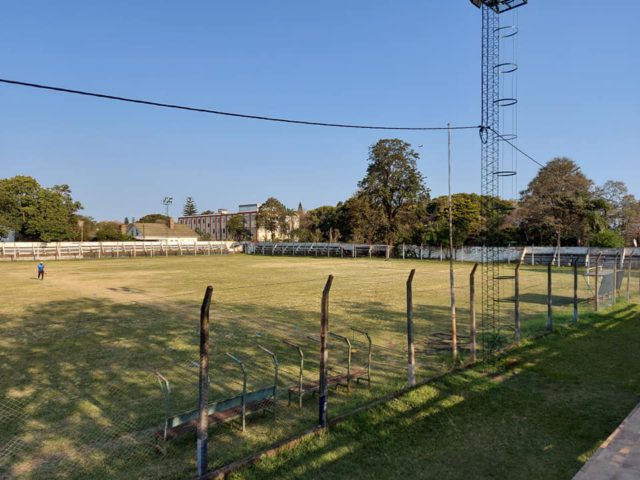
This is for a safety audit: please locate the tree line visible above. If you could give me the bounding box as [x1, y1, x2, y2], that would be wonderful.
[2, 139, 638, 247]
[255, 140, 640, 248]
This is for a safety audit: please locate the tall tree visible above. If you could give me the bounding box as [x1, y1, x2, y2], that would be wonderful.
[426, 194, 483, 247]
[257, 197, 288, 240]
[593, 180, 639, 238]
[227, 214, 250, 241]
[0, 176, 83, 241]
[183, 197, 197, 216]
[357, 139, 428, 245]
[337, 193, 387, 244]
[518, 158, 593, 247]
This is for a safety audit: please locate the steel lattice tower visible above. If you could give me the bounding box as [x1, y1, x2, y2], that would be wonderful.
[480, 3, 501, 351]
[473, 0, 528, 354]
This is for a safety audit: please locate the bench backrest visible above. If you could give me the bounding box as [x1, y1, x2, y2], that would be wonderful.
[166, 385, 276, 430]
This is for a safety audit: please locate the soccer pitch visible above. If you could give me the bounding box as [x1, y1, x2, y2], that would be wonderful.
[0, 255, 601, 479]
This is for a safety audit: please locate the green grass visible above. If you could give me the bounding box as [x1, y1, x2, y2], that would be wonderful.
[235, 303, 640, 480]
[0, 254, 635, 478]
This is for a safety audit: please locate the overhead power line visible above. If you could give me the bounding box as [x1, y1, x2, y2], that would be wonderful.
[0, 78, 479, 132]
[0, 77, 543, 166]
[488, 127, 545, 168]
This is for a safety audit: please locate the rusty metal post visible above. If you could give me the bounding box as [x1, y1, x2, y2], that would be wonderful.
[406, 269, 416, 386]
[613, 254, 619, 304]
[595, 254, 602, 312]
[546, 263, 553, 332]
[627, 253, 633, 302]
[197, 285, 213, 478]
[573, 257, 579, 323]
[514, 263, 521, 343]
[319, 275, 334, 428]
[470, 263, 479, 362]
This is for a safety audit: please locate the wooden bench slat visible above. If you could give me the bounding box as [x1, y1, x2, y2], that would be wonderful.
[158, 398, 275, 440]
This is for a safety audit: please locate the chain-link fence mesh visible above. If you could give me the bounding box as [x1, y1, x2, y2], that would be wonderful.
[1, 252, 638, 478]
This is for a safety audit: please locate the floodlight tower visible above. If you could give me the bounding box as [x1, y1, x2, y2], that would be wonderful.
[470, 0, 528, 353]
[162, 196, 173, 218]
[162, 196, 173, 240]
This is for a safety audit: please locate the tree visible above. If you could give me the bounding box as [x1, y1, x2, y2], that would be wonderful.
[518, 158, 593, 247]
[0, 176, 83, 241]
[183, 197, 197, 216]
[227, 214, 251, 241]
[138, 213, 170, 224]
[195, 229, 213, 241]
[124, 216, 130, 225]
[357, 139, 429, 245]
[200, 210, 215, 215]
[426, 194, 483, 247]
[301, 206, 340, 242]
[590, 230, 625, 248]
[593, 181, 640, 243]
[337, 193, 387, 244]
[75, 215, 96, 241]
[94, 221, 125, 241]
[257, 197, 288, 240]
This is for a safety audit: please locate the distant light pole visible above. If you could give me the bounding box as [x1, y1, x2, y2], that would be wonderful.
[162, 197, 173, 241]
[77, 219, 85, 242]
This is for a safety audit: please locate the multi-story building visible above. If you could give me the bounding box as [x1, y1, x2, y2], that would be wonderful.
[179, 204, 260, 241]
[179, 203, 300, 241]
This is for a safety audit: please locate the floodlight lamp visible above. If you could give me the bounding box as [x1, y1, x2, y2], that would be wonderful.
[469, 0, 528, 13]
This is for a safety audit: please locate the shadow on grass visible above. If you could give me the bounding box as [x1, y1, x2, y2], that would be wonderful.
[238, 303, 640, 480]
[1, 276, 624, 479]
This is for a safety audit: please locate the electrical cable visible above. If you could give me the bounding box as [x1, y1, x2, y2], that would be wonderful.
[0, 78, 480, 132]
[0, 77, 544, 169]
[488, 126, 544, 167]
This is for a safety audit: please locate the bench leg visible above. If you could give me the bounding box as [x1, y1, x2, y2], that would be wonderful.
[154, 436, 168, 456]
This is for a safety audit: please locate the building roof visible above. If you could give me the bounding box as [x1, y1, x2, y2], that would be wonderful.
[131, 222, 197, 238]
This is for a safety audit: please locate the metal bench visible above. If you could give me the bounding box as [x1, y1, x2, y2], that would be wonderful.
[153, 345, 278, 453]
[285, 329, 372, 407]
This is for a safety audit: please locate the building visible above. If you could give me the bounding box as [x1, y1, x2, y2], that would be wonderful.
[179, 204, 259, 241]
[179, 203, 299, 241]
[126, 219, 198, 243]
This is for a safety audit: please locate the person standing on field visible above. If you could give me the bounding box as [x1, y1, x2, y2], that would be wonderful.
[37, 262, 45, 280]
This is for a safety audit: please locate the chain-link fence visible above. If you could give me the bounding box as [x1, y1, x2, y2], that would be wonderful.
[1, 253, 637, 478]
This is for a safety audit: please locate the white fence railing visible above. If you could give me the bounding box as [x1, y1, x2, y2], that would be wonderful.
[247, 243, 640, 266]
[0, 241, 238, 261]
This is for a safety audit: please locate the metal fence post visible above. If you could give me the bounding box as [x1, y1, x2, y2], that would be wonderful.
[406, 269, 416, 386]
[546, 263, 553, 332]
[470, 263, 479, 362]
[595, 253, 602, 312]
[197, 285, 213, 478]
[613, 254, 619, 304]
[627, 253, 633, 301]
[514, 263, 521, 343]
[573, 257, 579, 323]
[319, 275, 334, 428]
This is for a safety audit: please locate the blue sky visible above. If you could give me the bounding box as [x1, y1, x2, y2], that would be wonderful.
[0, 0, 638, 220]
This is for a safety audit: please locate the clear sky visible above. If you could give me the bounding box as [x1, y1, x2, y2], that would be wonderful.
[0, 1, 638, 221]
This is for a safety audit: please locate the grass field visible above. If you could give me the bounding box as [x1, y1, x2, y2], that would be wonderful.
[0, 254, 631, 479]
[236, 303, 640, 480]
